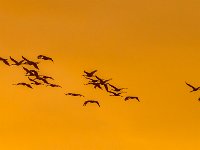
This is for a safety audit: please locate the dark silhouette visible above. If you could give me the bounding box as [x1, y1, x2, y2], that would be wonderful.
[83, 100, 100, 107]
[65, 93, 84, 97]
[39, 75, 54, 80]
[0, 57, 10, 66]
[185, 82, 200, 92]
[13, 82, 33, 89]
[22, 56, 39, 70]
[85, 82, 102, 90]
[23, 67, 39, 77]
[124, 96, 140, 102]
[34, 76, 50, 84]
[46, 83, 62, 88]
[108, 83, 127, 92]
[83, 70, 97, 77]
[95, 75, 112, 85]
[10, 56, 24, 66]
[37, 55, 53, 62]
[108, 91, 123, 97]
[85, 77, 98, 83]
[28, 77, 44, 85]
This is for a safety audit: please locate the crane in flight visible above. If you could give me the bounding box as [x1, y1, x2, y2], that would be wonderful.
[83, 100, 100, 107]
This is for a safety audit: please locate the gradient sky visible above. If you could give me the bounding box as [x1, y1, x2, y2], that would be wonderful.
[0, 0, 200, 149]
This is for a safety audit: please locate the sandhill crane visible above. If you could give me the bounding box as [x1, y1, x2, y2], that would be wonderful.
[108, 91, 123, 97]
[28, 77, 44, 85]
[124, 96, 140, 102]
[185, 82, 200, 92]
[39, 75, 54, 80]
[108, 83, 127, 92]
[22, 56, 39, 70]
[83, 70, 97, 77]
[95, 76, 112, 85]
[83, 100, 100, 107]
[0, 57, 10, 66]
[37, 55, 53, 62]
[85, 82, 102, 90]
[13, 82, 33, 89]
[9, 56, 24, 66]
[65, 93, 84, 97]
[22, 67, 39, 77]
[46, 83, 62, 88]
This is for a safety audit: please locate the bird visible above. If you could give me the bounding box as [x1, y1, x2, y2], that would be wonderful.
[85, 82, 103, 90]
[34, 76, 50, 84]
[83, 70, 97, 77]
[22, 56, 39, 70]
[28, 77, 44, 85]
[0, 57, 10, 66]
[39, 75, 54, 80]
[65, 93, 84, 97]
[13, 82, 33, 89]
[9, 56, 24, 66]
[95, 76, 112, 85]
[124, 96, 140, 102]
[185, 82, 200, 92]
[83, 100, 100, 107]
[84, 77, 98, 83]
[108, 83, 127, 92]
[37, 55, 53, 62]
[46, 83, 62, 88]
[22, 67, 39, 77]
[108, 91, 123, 97]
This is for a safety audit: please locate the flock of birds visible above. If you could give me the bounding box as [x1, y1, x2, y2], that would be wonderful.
[0, 55, 140, 107]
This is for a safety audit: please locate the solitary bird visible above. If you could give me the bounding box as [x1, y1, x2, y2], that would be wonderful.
[13, 82, 33, 89]
[37, 55, 53, 62]
[0, 57, 10, 66]
[124, 96, 140, 102]
[83, 70, 97, 78]
[83, 100, 100, 107]
[185, 82, 200, 92]
[10, 56, 24, 66]
[65, 93, 84, 97]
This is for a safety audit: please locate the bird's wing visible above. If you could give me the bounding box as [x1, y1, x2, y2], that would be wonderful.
[3, 60, 10, 66]
[90, 70, 97, 75]
[10, 56, 18, 64]
[124, 96, 129, 101]
[185, 82, 195, 89]
[32, 63, 39, 70]
[95, 101, 100, 107]
[22, 56, 29, 61]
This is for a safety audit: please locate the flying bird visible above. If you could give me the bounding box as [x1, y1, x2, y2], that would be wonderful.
[13, 82, 33, 89]
[22, 56, 39, 70]
[124, 96, 140, 102]
[185, 82, 200, 92]
[108, 83, 127, 92]
[37, 55, 53, 62]
[83, 70, 97, 77]
[65, 93, 84, 97]
[46, 83, 62, 88]
[85, 82, 103, 90]
[9, 56, 24, 66]
[95, 76, 112, 85]
[108, 91, 123, 97]
[22, 67, 39, 77]
[0, 57, 10, 66]
[28, 77, 44, 85]
[83, 100, 100, 107]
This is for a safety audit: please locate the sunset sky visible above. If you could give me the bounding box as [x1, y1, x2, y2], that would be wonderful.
[0, 0, 200, 149]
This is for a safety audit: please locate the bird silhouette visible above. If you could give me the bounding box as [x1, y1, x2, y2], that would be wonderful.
[22, 56, 39, 70]
[95, 76, 112, 85]
[185, 82, 200, 92]
[85, 82, 103, 90]
[124, 96, 140, 102]
[83, 100, 100, 107]
[0, 57, 10, 66]
[46, 83, 62, 88]
[108, 91, 123, 97]
[9, 56, 24, 66]
[108, 83, 127, 92]
[37, 55, 53, 62]
[13, 82, 33, 89]
[65, 93, 84, 97]
[39, 75, 54, 80]
[22, 67, 39, 77]
[83, 70, 97, 77]
[28, 77, 44, 85]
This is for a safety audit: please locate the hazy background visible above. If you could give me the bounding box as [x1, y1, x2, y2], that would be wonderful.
[0, 0, 200, 149]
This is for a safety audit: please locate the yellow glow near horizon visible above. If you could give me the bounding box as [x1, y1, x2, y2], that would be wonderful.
[0, 0, 200, 149]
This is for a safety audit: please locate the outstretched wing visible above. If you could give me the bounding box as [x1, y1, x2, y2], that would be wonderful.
[83, 101, 89, 106]
[185, 82, 195, 89]
[90, 70, 97, 75]
[10, 56, 18, 64]
[95, 101, 100, 107]
[3, 59, 10, 66]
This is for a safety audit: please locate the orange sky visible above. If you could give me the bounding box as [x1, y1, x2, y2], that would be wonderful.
[0, 0, 200, 149]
